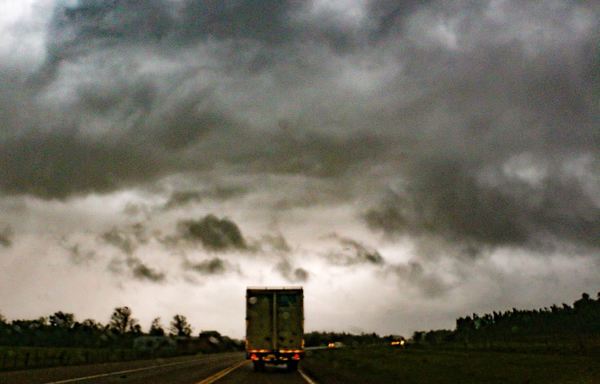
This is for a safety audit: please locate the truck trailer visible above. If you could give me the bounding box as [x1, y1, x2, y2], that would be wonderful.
[245, 287, 304, 371]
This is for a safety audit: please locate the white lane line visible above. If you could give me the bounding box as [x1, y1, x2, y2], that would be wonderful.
[44, 356, 228, 384]
[299, 368, 319, 384]
[195, 360, 249, 384]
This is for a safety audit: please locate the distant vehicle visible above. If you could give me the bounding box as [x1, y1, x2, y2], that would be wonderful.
[246, 287, 304, 371]
[327, 342, 336, 349]
[390, 337, 406, 347]
[327, 341, 343, 349]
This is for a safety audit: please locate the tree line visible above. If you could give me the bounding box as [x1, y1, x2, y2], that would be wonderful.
[412, 292, 600, 349]
[0, 307, 215, 349]
[305, 331, 399, 347]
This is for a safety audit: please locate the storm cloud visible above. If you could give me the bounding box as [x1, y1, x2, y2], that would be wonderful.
[365, 156, 600, 251]
[389, 261, 449, 298]
[63, 242, 96, 265]
[101, 224, 149, 255]
[178, 215, 247, 251]
[325, 235, 385, 266]
[276, 259, 309, 283]
[0, 0, 599, 338]
[185, 257, 232, 276]
[163, 186, 246, 210]
[128, 258, 166, 283]
[0, 226, 13, 248]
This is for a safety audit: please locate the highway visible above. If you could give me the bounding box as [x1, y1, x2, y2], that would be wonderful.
[0, 353, 317, 384]
[214, 362, 314, 384]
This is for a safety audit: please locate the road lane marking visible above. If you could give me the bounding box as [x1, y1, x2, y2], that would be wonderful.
[195, 360, 249, 384]
[44, 356, 234, 384]
[299, 368, 319, 384]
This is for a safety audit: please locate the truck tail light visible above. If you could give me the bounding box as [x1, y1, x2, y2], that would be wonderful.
[250, 354, 259, 361]
[292, 353, 301, 360]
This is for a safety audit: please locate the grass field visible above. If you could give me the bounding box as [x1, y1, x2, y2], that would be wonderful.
[0, 346, 169, 370]
[301, 346, 600, 384]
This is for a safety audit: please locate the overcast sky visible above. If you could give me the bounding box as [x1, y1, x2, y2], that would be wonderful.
[0, 0, 598, 339]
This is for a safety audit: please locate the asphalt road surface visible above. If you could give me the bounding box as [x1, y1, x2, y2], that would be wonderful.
[0, 354, 316, 384]
[216, 362, 313, 384]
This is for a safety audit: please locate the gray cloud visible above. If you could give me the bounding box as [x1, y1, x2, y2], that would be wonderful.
[257, 234, 292, 254]
[325, 235, 385, 266]
[177, 0, 302, 45]
[163, 186, 247, 210]
[128, 258, 166, 282]
[178, 215, 247, 251]
[32, 0, 355, 89]
[365, 158, 600, 251]
[106, 252, 166, 283]
[0, 132, 165, 199]
[32, 0, 174, 88]
[276, 259, 309, 283]
[185, 257, 232, 276]
[0, 226, 13, 248]
[0, 0, 597, 257]
[101, 227, 137, 255]
[389, 261, 449, 298]
[366, 0, 436, 40]
[63, 242, 96, 265]
[98, 224, 165, 282]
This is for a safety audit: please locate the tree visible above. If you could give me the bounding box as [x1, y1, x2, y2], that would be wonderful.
[49, 311, 75, 328]
[170, 314, 192, 337]
[412, 331, 425, 343]
[149, 317, 165, 336]
[109, 307, 137, 334]
[80, 319, 101, 331]
[131, 322, 142, 335]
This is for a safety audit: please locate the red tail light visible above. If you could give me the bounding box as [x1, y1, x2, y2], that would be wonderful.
[250, 354, 259, 361]
[292, 353, 301, 360]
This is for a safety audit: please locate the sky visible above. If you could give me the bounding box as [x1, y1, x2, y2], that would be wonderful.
[0, 0, 598, 339]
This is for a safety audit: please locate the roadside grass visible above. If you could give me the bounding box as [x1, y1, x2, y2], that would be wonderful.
[0, 346, 174, 371]
[302, 346, 600, 384]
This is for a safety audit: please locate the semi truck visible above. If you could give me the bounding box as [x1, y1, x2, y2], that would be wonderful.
[245, 287, 304, 371]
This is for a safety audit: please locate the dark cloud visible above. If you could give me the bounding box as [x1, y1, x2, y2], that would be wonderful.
[63, 243, 96, 265]
[178, 215, 247, 251]
[0, 133, 164, 199]
[101, 227, 136, 255]
[366, 0, 436, 40]
[163, 186, 247, 210]
[104, 251, 166, 283]
[229, 131, 388, 178]
[0, 226, 13, 248]
[293, 267, 309, 282]
[0, 0, 597, 257]
[365, 158, 600, 251]
[185, 257, 230, 275]
[106, 253, 166, 283]
[128, 258, 166, 282]
[276, 259, 309, 282]
[100, 223, 151, 256]
[325, 235, 385, 266]
[123, 202, 151, 218]
[178, 0, 301, 45]
[356, 1, 600, 253]
[33, 0, 354, 88]
[98, 224, 165, 282]
[33, 0, 174, 88]
[164, 191, 204, 210]
[389, 261, 449, 298]
[257, 234, 292, 254]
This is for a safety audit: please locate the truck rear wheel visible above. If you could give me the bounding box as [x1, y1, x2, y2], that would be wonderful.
[287, 361, 298, 372]
[253, 361, 265, 372]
